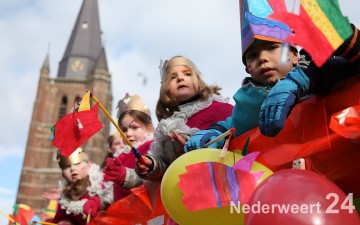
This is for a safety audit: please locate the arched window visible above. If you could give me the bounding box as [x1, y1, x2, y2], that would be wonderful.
[58, 96, 67, 119]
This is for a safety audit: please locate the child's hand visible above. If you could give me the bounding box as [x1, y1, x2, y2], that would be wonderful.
[42, 188, 60, 200]
[184, 129, 223, 152]
[135, 155, 153, 175]
[83, 196, 100, 218]
[103, 157, 126, 185]
[167, 131, 188, 145]
[259, 67, 309, 137]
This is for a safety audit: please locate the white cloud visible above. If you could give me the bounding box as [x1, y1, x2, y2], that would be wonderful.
[0, 187, 13, 196]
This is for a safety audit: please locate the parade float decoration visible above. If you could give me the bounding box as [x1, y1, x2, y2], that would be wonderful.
[230, 0, 360, 199]
[7, 203, 41, 225]
[161, 149, 273, 225]
[245, 169, 360, 225]
[268, 0, 353, 67]
[158, 0, 360, 224]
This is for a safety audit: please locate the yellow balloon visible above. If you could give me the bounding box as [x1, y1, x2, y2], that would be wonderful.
[161, 148, 273, 225]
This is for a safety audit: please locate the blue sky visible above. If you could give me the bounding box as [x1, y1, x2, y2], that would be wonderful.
[0, 0, 359, 224]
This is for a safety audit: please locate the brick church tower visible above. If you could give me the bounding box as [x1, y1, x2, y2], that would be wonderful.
[16, 0, 112, 213]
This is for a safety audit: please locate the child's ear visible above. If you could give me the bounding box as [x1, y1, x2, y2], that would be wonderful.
[291, 48, 300, 66]
[245, 66, 250, 74]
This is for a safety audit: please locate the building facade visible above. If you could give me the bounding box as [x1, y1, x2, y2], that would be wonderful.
[16, 0, 112, 213]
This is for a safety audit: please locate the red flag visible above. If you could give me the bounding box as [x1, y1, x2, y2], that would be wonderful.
[52, 102, 103, 157]
[19, 214, 27, 225]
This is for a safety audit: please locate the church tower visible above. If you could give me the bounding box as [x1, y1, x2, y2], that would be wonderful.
[16, 0, 112, 213]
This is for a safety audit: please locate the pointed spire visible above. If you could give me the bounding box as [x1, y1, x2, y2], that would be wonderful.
[94, 47, 108, 71]
[40, 51, 50, 77]
[41, 53, 50, 71]
[57, 0, 103, 79]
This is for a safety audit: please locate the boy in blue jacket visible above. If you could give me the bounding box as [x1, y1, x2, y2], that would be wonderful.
[185, 0, 360, 150]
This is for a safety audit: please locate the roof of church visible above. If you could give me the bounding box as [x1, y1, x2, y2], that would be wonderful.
[57, 0, 107, 79]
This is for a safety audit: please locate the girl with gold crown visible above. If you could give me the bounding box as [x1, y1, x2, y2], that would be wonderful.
[47, 147, 114, 225]
[103, 93, 154, 200]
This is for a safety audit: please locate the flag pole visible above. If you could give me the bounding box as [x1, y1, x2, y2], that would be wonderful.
[0, 208, 14, 223]
[32, 221, 57, 225]
[90, 93, 145, 162]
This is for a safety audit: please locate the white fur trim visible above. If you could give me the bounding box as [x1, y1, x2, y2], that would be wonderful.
[59, 198, 87, 218]
[150, 95, 228, 158]
[87, 164, 114, 205]
[58, 164, 114, 217]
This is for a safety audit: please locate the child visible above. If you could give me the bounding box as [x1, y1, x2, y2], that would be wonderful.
[135, 55, 233, 180]
[103, 93, 154, 197]
[107, 130, 124, 158]
[99, 94, 168, 225]
[50, 148, 114, 225]
[184, 0, 360, 150]
[100, 130, 124, 169]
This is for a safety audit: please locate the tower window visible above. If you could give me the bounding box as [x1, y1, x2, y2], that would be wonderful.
[82, 22, 88, 29]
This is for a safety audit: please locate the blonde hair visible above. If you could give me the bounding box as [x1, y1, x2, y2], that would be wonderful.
[156, 55, 222, 121]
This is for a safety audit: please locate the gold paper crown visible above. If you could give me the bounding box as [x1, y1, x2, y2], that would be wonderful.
[116, 93, 151, 118]
[57, 147, 89, 169]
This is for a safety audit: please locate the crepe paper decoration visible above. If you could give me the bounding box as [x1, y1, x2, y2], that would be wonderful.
[241, 136, 250, 156]
[178, 152, 263, 211]
[239, 0, 294, 56]
[78, 91, 91, 111]
[228, 74, 360, 197]
[268, 0, 353, 67]
[52, 91, 103, 157]
[8, 203, 42, 225]
[20, 214, 27, 225]
[93, 184, 169, 225]
[329, 105, 360, 139]
[233, 152, 261, 175]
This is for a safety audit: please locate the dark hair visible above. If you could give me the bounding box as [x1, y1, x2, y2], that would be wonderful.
[107, 135, 115, 147]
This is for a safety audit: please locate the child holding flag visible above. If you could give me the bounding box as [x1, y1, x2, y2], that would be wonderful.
[103, 93, 154, 199]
